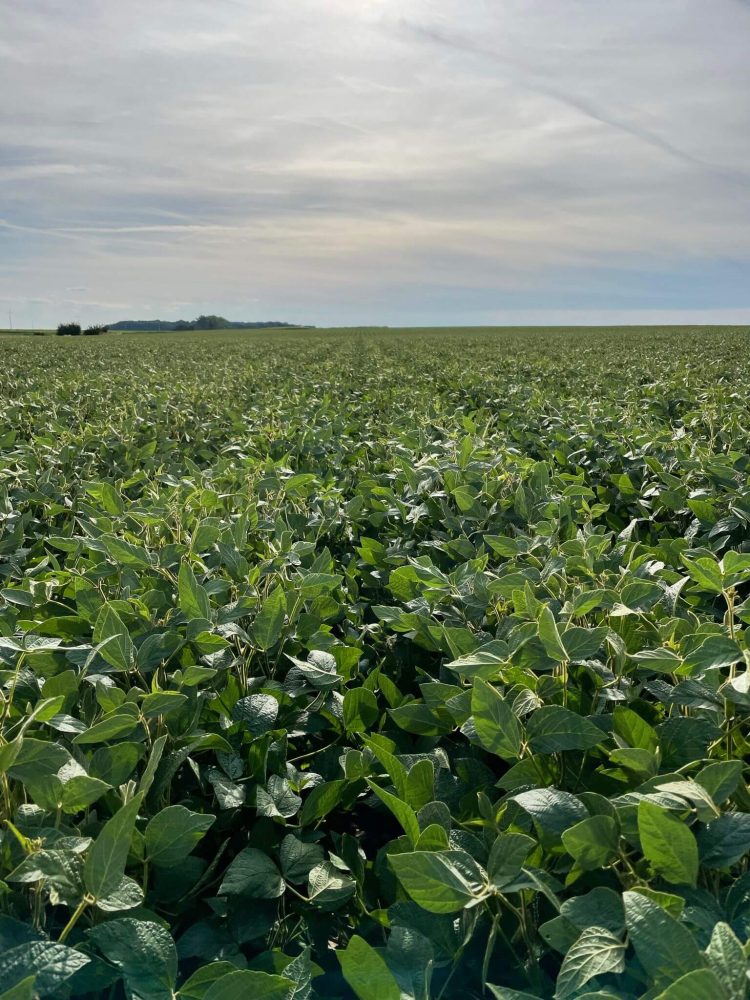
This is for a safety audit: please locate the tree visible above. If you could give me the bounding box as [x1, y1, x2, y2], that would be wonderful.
[56, 322, 81, 336]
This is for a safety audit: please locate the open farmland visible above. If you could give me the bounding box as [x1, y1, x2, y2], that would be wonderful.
[1, 325, 750, 999]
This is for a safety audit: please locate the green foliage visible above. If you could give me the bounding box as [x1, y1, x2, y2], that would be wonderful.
[0, 326, 749, 999]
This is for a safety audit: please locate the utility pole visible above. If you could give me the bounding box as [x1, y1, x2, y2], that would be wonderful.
[7, 309, 12, 331]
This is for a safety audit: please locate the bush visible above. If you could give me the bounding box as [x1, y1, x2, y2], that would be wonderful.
[83, 325, 108, 336]
[56, 322, 81, 336]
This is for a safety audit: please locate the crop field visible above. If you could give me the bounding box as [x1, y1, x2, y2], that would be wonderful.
[1, 325, 750, 1000]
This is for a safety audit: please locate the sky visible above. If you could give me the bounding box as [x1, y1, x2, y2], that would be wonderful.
[1, 0, 749, 329]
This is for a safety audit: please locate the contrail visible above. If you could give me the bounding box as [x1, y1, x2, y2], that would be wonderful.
[402, 20, 749, 187]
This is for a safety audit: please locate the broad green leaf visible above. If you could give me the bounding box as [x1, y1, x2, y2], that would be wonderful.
[554, 926, 626, 998]
[652, 969, 729, 1000]
[307, 861, 356, 909]
[178, 562, 212, 620]
[253, 586, 286, 650]
[343, 687, 379, 732]
[299, 780, 346, 826]
[84, 793, 143, 901]
[562, 815, 619, 871]
[697, 813, 750, 868]
[145, 805, 215, 868]
[177, 963, 238, 1000]
[96, 875, 144, 912]
[101, 534, 152, 569]
[487, 833, 535, 888]
[366, 779, 420, 846]
[561, 626, 608, 661]
[705, 922, 747, 999]
[93, 604, 134, 671]
[638, 801, 698, 886]
[526, 706, 602, 754]
[279, 835, 325, 883]
[682, 636, 743, 673]
[141, 691, 189, 718]
[87, 918, 177, 1000]
[0, 943, 89, 997]
[202, 971, 295, 1000]
[623, 890, 705, 983]
[60, 775, 111, 813]
[681, 556, 724, 594]
[337, 935, 400, 1000]
[694, 760, 743, 806]
[389, 850, 485, 914]
[218, 847, 285, 898]
[538, 606, 568, 662]
[471, 677, 522, 759]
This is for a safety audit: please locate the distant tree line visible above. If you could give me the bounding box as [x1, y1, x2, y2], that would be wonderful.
[56, 323, 108, 336]
[107, 315, 309, 331]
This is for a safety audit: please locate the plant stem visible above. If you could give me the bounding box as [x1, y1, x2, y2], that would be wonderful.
[482, 912, 500, 992]
[58, 897, 89, 943]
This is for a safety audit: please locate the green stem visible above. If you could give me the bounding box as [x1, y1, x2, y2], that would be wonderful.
[482, 912, 500, 992]
[58, 897, 89, 943]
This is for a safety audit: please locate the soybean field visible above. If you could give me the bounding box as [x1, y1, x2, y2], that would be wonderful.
[1, 326, 750, 1000]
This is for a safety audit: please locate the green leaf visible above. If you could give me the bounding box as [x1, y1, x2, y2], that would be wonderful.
[613, 705, 658, 753]
[337, 935, 400, 1000]
[177, 963, 239, 1000]
[141, 691, 189, 718]
[682, 636, 743, 673]
[471, 677, 522, 759]
[84, 793, 143, 901]
[554, 926, 626, 998]
[93, 604, 134, 671]
[705, 922, 747, 999]
[512, 788, 588, 840]
[623, 890, 705, 983]
[87, 918, 177, 1000]
[202, 971, 295, 1000]
[343, 687, 379, 732]
[652, 969, 729, 1000]
[253, 586, 286, 650]
[307, 861, 355, 909]
[487, 833, 535, 888]
[89, 743, 143, 786]
[366, 780, 420, 846]
[60, 775, 111, 813]
[0, 977, 36, 1000]
[638, 801, 698, 886]
[562, 815, 619, 871]
[389, 850, 485, 914]
[145, 805, 215, 868]
[218, 847, 285, 898]
[526, 706, 602, 754]
[561, 626, 608, 661]
[96, 875, 144, 912]
[694, 760, 743, 806]
[681, 555, 724, 594]
[279, 835, 325, 883]
[101, 534, 152, 569]
[538, 606, 568, 662]
[178, 562, 212, 620]
[697, 813, 750, 868]
[0, 942, 90, 997]
[299, 780, 346, 826]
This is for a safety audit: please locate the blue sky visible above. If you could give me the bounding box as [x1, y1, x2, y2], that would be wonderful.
[1, 0, 749, 328]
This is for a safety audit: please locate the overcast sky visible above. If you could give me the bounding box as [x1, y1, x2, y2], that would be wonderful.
[1, 0, 749, 328]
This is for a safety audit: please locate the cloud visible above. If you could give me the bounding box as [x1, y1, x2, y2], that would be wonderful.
[0, 0, 749, 326]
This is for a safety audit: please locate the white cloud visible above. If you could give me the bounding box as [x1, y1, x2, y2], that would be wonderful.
[0, 0, 748, 326]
